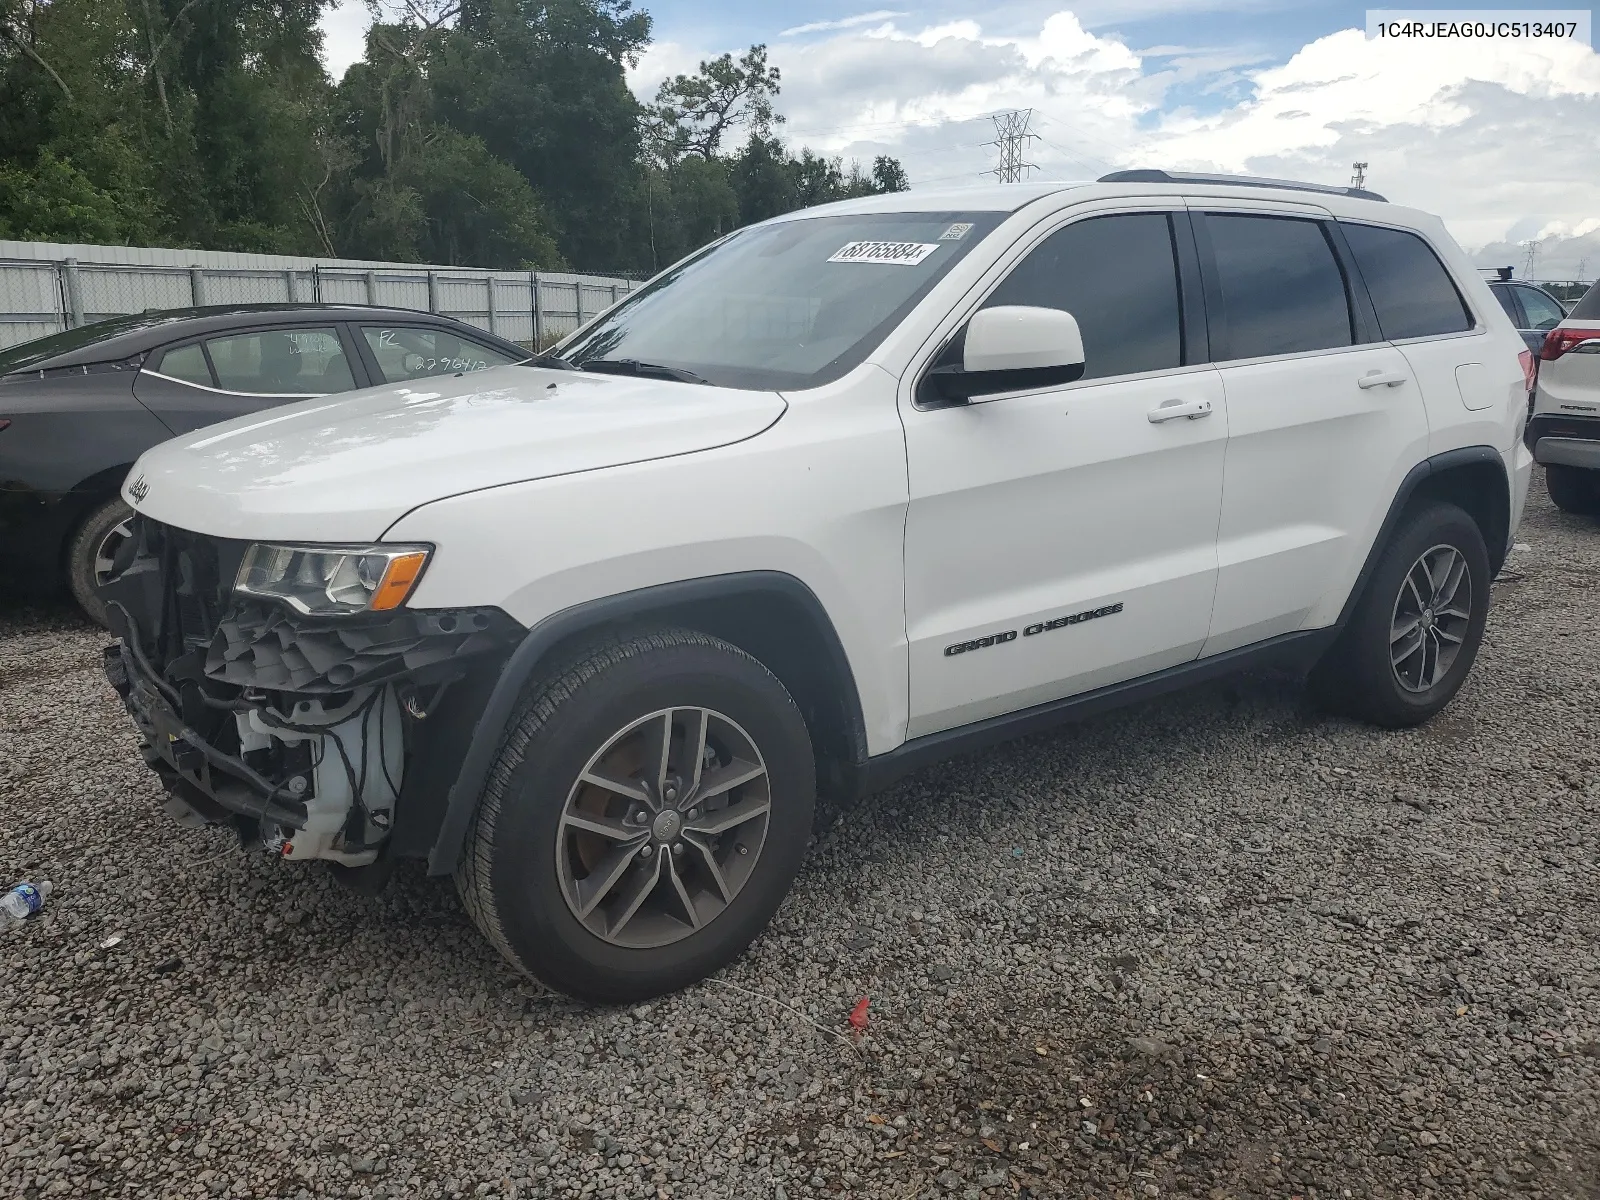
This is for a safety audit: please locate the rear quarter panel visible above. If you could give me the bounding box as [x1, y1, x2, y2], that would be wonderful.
[0, 371, 171, 582]
[1356, 209, 1532, 539]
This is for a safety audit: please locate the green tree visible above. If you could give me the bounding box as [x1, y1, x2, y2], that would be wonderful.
[129, 0, 339, 251]
[0, 0, 342, 251]
[648, 44, 780, 161]
[0, 1, 166, 243]
[0, 0, 912, 272]
[431, 0, 650, 269]
[334, 18, 562, 266]
[0, 150, 128, 242]
[728, 134, 796, 226]
[872, 155, 910, 193]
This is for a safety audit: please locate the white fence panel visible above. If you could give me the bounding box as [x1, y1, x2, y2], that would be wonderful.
[77, 266, 191, 322]
[202, 270, 299, 305]
[0, 261, 64, 345]
[492, 277, 533, 342]
[0, 244, 641, 351]
[313, 273, 372, 305]
[365, 275, 431, 313]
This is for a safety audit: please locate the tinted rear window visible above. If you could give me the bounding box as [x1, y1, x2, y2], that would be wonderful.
[1342, 223, 1472, 340]
[1568, 280, 1600, 321]
[0, 313, 164, 373]
[1207, 214, 1352, 360]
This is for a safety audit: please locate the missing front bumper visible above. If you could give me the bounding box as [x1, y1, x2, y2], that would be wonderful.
[104, 592, 523, 866]
[104, 641, 312, 831]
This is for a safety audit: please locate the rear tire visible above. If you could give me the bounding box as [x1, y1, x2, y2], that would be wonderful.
[456, 628, 815, 1003]
[66, 497, 135, 628]
[1310, 502, 1490, 728]
[1545, 464, 1600, 515]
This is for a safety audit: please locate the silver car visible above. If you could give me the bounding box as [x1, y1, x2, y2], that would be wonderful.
[1528, 279, 1600, 513]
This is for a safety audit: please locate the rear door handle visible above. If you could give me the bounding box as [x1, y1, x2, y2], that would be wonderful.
[1147, 398, 1213, 423]
[1357, 370, 1409, 389]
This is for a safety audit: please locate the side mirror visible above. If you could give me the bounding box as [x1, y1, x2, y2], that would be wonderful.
[926, 306, 1086, 402]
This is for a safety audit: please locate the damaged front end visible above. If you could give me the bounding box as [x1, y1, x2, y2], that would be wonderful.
[101, 518, 521, 874]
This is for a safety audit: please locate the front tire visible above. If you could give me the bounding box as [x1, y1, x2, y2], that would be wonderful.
[1545, 464, 1600, 515]
[66, 497, 135, 627]
[457, 628, 815, 1003]
[1310, 501, 1490, 728]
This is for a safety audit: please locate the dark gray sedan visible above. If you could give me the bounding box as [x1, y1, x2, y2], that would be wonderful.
[0, 304, 530, 623]
[1488, 279, 1571, 353]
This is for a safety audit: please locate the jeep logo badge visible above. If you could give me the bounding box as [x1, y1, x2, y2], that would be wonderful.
[128, 475, 149, 503]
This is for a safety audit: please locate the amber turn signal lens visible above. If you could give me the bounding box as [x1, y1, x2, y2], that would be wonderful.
[370, 551, 430, 611]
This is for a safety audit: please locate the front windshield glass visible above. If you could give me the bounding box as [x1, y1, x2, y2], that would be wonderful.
[560, 211, 1005, 391]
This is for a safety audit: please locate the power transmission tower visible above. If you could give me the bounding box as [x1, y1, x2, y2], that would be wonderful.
[985, 110, 1039, 183]
[1522, 239, 1540, 280]
[1350, 161, 1368, 190]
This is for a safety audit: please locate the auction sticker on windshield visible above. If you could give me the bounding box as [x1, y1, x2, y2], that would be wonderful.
[828, 241, 940, 266]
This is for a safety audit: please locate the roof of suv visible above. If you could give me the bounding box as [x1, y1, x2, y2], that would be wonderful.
[773, 172, 1398, 221]
[0, 303, 521, 375]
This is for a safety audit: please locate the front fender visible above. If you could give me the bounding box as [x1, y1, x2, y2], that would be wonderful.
[416, 571, 868, 875]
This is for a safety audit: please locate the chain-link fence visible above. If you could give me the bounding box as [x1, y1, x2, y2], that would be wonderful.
[0, 254, 640, 351]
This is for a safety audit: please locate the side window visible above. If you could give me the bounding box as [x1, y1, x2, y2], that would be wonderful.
[361, 326, 521, 384]
[1206, 214, 1352, 360]
[981, 212, 1183, 381]
[1490, 286, 1523, 326]
[1342, 223, 1473, 340]
[153, 343, 213, 387]
[1515, 286, 1566, 333]
[203, 328, 355, 395]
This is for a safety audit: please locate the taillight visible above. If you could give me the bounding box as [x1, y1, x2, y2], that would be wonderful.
[1539, 326, 1600, 361]
[1518, 349, 1536, 393]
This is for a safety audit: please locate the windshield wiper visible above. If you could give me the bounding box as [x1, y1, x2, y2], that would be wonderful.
[578, 358, 710, 386]
[530, 351, 579, 370]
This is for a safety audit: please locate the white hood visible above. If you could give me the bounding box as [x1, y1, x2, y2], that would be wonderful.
[123, 366, 788, 541]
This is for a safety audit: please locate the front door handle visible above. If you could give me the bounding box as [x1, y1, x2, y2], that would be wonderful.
[1147, 398, 1213, 423]
[1357, 370, 1409, 389]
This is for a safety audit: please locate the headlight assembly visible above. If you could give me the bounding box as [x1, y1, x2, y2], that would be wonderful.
[234, 543, 432, 615]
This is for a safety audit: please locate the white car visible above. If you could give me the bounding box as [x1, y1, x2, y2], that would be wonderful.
[1527, 278, 1600, 513]
[102, 171, 1533, 1001]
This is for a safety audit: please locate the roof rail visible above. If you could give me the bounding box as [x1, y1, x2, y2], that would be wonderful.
[1098, 169, 1388, 203]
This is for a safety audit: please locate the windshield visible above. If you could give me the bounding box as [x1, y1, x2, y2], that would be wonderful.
[559, 211, 1005, 391]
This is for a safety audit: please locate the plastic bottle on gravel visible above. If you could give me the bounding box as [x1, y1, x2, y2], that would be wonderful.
[1, 880, 52, 922]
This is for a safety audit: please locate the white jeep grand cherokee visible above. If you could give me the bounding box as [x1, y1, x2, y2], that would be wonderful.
[103, 171, 1533, 1002]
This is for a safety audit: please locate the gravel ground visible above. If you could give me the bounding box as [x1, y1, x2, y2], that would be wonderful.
[2, 471, 1597, 1200]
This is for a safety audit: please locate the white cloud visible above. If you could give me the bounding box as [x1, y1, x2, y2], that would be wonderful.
[754, 12, 1154, 181]
[630, 39, 710, 98]
[317, 3, 1596, 259]
[1143, 28, 1600, 247]
[780, 10, 906, 37]
[635, 11, 1600, 253]
[1472, 230, 1600, 281]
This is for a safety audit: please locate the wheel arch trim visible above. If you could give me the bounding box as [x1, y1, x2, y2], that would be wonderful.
[424, 570, 868, 876]
[60, 465, 140, 572]
[1335, 444, 1510, 631]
